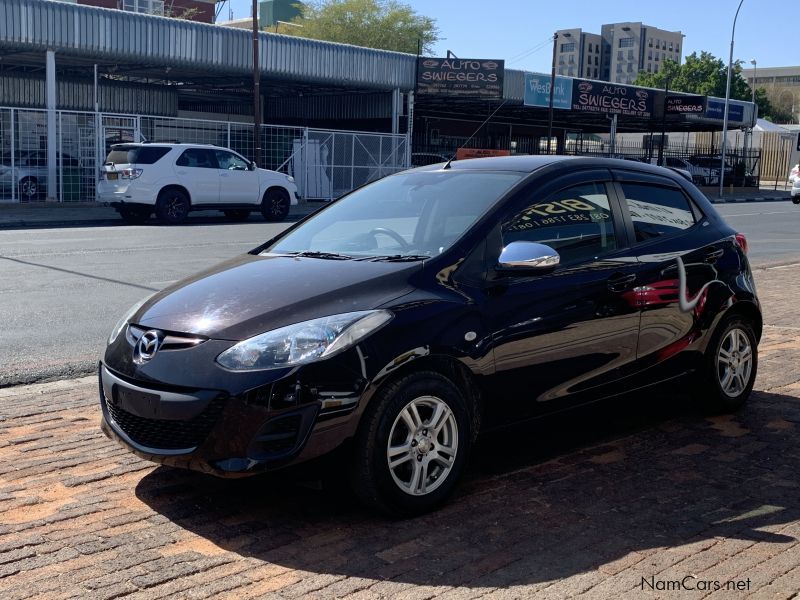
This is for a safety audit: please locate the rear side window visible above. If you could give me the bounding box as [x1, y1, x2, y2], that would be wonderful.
[176, 149, 217, 169]
[621, 183, 696, 242]
[106, 146, 170, 165]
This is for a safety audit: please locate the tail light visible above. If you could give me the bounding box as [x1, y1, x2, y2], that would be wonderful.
[120, 168, 143, 180]
[734, 232, 748, 255]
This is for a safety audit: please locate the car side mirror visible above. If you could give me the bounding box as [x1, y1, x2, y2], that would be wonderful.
[249, 161, 257, 171]
[497, 241, 560, 272]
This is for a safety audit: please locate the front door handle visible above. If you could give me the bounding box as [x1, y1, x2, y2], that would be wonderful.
[607, 272, 636, 292]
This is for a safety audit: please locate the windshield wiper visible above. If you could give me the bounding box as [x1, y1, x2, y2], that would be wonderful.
[358, 254, 430, 262]
[284, 251, 354, 260]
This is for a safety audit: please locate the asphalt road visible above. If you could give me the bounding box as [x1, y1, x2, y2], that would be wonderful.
[1, 201, 799, 386]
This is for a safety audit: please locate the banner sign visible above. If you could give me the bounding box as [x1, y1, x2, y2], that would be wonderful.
[416, 57, 504, 98]
[455, 148, 510, 160]
[523, 72, 573, 109]
[705, 99, 744, 122]
[665, 94, 706, 114]
[570, 80, 655, 118]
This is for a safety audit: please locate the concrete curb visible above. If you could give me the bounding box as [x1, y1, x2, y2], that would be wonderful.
[709, 196, 792, 204]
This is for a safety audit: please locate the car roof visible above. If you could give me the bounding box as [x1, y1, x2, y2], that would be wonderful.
[415, 154, 692, 180]
[110, 143, 221, 149]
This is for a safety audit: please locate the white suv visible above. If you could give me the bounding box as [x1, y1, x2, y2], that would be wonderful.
[97, 143, 299, 224]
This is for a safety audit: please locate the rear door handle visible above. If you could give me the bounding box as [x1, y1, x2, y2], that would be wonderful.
[704, 248, 724, 263]
[607, 273, 636, 292]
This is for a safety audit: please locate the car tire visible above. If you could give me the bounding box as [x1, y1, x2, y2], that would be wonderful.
[18, 177, 40, 201]
[118, 207, 151, 224]
[695, 315, 758, 414]
[156, 189, 190, 225]
[223, 209, 250, 221]
[261, 188, 291, 222]
[792, 197, 800, 205]
[351, 371, 471, 517]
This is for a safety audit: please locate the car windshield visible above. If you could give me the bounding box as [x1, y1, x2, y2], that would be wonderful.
[266, 170, 524, 259]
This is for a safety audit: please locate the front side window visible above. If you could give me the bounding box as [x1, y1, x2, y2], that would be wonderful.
[215, 150, 250, 171]
[176, 148, 217, 169]
[268, 170, 524, 258]
[621, 183, 696, 242]
[502, 182, 618, 266]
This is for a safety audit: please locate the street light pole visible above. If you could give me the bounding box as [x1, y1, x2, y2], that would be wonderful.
[719, 0, 745, 199]
[252, 0, 262, 168]
[750, 58, 757, 104]
[547, 32, 558, 155]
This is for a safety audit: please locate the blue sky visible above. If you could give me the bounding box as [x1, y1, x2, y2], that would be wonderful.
[223, 0, 792, 71]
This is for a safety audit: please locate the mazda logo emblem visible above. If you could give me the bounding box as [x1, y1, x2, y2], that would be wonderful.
[134, 330, 161, 364]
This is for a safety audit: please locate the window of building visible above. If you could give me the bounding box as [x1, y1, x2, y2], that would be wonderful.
[628, 49, 634, 60]
[617, 50, 623, 61]
[568, 67, 575, 76]
[503, 182, 618, 266]
[669, 42, 674, 51]
[569, 54, 575, 63]
[676, 45, 680, 54]
[561, 42, 576, 52]
[655, 52, 660, 61]
[627, 63, 633, 73]
[619, 37, 635, 48]
[594, 67, 598, 77]
[654, 64, 659, 73]
[647, 63, 652, 72]
[648, 50, 653, 60]
[594, 56, 599, 66]
[558, 67, 565, 75]
[122, 0, 164, 15]
[588, 43, 593, 53]
[617, 64, 623, 72]
[655, 38, 660, 48]
[621, 184, 696, 242]
[648, 37, 653, 47]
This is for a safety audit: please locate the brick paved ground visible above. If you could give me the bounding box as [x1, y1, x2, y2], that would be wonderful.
[1, 265, 800, 599]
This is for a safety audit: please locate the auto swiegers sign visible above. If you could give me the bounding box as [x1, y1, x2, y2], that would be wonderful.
[416, 58, 505, 99]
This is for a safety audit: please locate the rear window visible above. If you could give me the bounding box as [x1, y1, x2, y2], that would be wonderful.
[106, 146, 171, 165]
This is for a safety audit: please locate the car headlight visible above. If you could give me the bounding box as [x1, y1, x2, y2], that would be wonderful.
[285, 175, 295, 183]
[216, 310, 392, 371]
[108, 294, 154, 344]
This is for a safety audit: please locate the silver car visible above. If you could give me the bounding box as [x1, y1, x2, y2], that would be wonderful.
[0, 151, 79, 201]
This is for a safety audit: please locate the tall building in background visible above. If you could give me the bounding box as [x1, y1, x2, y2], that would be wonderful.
[555, 22, 683, 85]
[259, 0, 303, 28]
[50, 0, 219, 22]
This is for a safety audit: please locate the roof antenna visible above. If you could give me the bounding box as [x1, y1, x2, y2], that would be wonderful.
[443, 99, 508, 169]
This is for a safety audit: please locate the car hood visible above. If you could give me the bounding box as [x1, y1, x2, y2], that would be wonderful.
[134, 253, 420, 340]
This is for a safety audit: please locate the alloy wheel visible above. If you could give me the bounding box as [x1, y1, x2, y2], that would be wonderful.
[716, 327, 753, 398]
[386, 395, 458, 496]
[166, 196, 186, 220]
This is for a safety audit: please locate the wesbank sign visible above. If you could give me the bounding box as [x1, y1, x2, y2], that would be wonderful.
[523, 73, 573, 109]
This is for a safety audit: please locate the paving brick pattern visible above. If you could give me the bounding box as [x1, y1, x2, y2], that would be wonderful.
[1, 266, 800, 599]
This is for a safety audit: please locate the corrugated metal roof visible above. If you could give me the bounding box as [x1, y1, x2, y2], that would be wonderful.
[0, 0, 417, 90]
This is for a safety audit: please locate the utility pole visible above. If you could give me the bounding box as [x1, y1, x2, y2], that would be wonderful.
[252, 0, 262, 167]
[658, 77, 671, 166]
[547, 32, 558, 154]
[720, 0, 745, 198]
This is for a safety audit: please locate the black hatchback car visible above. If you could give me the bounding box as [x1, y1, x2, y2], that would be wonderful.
[100, 156, 761, 515]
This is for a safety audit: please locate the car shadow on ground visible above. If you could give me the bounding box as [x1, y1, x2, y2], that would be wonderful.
[134, 388, 800, 587]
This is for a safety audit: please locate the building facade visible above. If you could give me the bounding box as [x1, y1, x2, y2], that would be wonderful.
[51, 0, 218, 23]
[742, 65, 799, 123]
[556, 22, 682, 84]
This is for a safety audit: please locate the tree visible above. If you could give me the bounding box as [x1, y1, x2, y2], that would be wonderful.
[633, 51, 797, 122]
[282, 0, 440, 54]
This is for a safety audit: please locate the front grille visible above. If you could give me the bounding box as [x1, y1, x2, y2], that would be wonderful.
[105, 393, 226, 451]
[252, 414, 303, 457]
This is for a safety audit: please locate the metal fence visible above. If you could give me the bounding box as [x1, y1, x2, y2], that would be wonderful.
[0, 107, 409, 203]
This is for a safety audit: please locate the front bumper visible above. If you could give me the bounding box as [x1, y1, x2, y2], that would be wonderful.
[98, 361, 360, 477]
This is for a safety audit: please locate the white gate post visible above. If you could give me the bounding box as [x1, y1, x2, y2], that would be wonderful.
[10, 108, 16, 203]
[46, 50, 58, 202]
[58, 111, 64, 202]
[406, 91, 414, 168]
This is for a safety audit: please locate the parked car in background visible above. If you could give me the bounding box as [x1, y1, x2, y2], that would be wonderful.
[789, 163, 799, 184]
[97, 143, 299, 224]
[0, 151, 80, 201]
[626, 156, 694, 183]
[792, 178, 800, 203]
[686, 155, 734, 186]
[100, 156, 761, 516]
